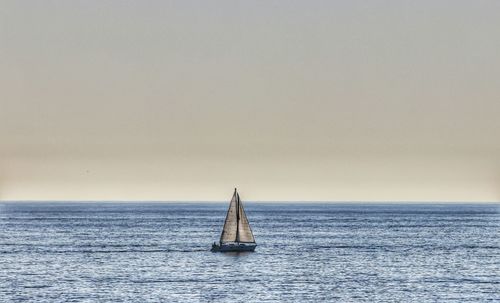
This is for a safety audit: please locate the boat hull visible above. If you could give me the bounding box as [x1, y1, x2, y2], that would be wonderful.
[211, 243, 257, 252]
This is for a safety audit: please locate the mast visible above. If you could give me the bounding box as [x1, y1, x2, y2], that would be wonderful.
[235, 188, 240, 243]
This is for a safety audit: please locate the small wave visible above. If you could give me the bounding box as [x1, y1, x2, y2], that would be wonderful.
[23, 285, 51, 289]
[2, 248, 210, 254]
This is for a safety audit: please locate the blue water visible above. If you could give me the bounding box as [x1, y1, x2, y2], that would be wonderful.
[0, 202, 498, 302]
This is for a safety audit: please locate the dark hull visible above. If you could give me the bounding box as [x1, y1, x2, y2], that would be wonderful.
[211, 243, 257, 252]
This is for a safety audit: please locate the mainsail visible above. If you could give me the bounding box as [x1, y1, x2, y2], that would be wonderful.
[219, 189, 255, 244]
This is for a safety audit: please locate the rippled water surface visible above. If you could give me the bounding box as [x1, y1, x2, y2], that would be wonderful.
[1, 202, 499, 302]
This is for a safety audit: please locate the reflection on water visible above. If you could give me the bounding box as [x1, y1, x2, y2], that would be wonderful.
[220, 251, 253, 257]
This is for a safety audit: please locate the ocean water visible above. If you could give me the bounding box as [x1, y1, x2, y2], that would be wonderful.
[0, 202, 498, 303]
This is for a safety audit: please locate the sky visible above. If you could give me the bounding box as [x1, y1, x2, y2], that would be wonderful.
[1, 1, 499, 202]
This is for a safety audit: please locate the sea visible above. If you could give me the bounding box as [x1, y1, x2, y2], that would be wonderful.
[0, 202, 498, 302]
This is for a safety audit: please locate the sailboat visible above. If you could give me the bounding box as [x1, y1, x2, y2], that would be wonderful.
[211, 188, 257, 252]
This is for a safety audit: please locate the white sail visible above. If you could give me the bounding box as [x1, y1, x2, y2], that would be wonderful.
[219, 191, 238, 243]
[236, 193, 255, 243]
[219, 189, 255, 244]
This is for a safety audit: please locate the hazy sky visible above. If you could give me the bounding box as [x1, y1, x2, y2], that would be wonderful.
[1, 1, 499, 201]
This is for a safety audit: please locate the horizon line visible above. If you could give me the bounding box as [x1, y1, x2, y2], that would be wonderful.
[1, 200, 499, 204]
